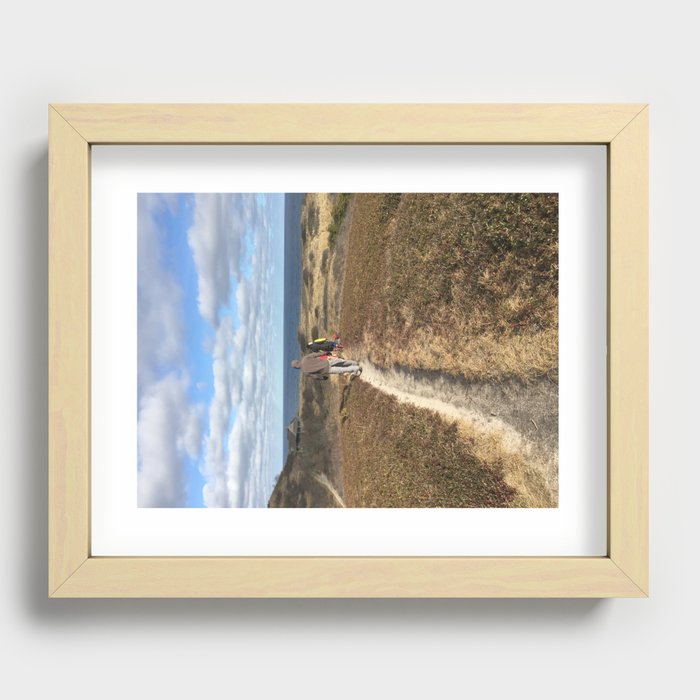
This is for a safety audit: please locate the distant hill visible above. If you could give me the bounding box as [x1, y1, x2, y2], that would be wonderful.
[268, 193, 347, 508]
[268, 450, 335, 508]
[268, 379, 342, 508]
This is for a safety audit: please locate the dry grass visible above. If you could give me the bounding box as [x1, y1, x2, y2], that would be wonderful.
[299, 193, 336, 337]
[341, 380, 521, 508]
[270, 194, 351, 508]
[327, 193, 351, 248]
[362, 325, 558, 383]
[455, 424, 556, 508]
[277, 192, 559, 509]
[341, 193, 558, 382]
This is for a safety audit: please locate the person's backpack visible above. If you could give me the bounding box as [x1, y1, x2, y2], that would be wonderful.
[307, 338, 337, 353]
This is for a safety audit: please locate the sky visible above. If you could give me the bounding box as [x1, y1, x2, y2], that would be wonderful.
[137, 193, 284, 507]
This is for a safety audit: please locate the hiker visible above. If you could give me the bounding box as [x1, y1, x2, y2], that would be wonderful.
[307, 339, 339, 353]
[306, 332, 342, 353]
[291, 352, 361, 380]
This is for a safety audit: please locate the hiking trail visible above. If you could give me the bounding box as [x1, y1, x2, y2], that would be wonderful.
[354, 359, 559, 484]
[313, 472, 346, 508]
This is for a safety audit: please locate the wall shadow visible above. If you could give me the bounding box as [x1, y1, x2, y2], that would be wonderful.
[21, 147, 50, 622]
[23, 149, 605, 627]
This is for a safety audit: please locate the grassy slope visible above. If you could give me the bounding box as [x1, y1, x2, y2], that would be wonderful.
[338, 193, 558, 508]
[268, 379, 339, 508]
[269, 194, 349, 507]
[272, 192, 559, 508]
[341, 193, 558, 382]
[341, 381, 517, 508]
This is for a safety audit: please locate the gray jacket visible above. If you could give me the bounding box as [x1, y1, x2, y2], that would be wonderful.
[295, 352, 329, 380]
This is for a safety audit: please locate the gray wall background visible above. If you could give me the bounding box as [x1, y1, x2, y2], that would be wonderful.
[1, 1, 694, 697]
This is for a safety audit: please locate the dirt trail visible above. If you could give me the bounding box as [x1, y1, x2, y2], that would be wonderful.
[355, 359, 558, 483]
[313, 472, 346, 508]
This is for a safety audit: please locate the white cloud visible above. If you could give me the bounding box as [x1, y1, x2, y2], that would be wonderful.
[137, 194, 206, 507]
[137, 373, 194, 507]
[195, 194, 282, 508]
[180, 403, 205, 460]
[200, 316, 236, 507]
[137, 195, 185, 391]
[236, 279, 249, 321]
[187, 193, 260, 326]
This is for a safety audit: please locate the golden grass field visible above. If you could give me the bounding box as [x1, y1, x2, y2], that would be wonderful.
[340, 380, 517, 507]
[271, 192, 559, 509]
[340, 193, 558, 382]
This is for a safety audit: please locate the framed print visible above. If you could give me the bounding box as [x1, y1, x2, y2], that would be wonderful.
[48, 104, 648, 597]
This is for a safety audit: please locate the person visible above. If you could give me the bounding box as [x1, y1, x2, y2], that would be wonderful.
[307, 339, 340, 353]
[291, 352, 362, 380]
[306, 332, 342, 353]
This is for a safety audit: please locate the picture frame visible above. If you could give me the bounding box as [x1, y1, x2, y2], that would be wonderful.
[48, 103, 648, 598]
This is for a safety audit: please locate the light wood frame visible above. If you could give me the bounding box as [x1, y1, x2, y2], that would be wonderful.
[48, 104, 648, 598]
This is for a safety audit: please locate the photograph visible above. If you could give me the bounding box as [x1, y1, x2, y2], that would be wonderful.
[138, 192, 559, 509]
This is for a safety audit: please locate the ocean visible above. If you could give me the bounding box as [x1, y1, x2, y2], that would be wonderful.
[282, 193, 304, 456]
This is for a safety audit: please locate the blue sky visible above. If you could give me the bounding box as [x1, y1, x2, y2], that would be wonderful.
[137, 193, 284, 507]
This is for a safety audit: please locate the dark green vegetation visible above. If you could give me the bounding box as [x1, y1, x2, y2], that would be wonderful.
[327, 193, 351, 249]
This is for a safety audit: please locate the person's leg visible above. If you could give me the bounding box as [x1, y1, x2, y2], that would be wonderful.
[328, 363, 360, 374]
[328, 357, 356, 368]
